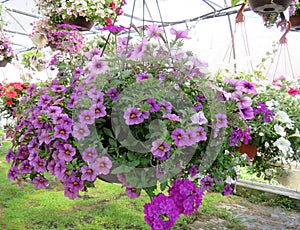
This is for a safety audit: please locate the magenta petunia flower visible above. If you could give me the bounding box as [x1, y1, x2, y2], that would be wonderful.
[72, 123, 90, 140]
[123, 107, 143, 125]
[82, 147, 98, 163]
[91, 156, 112, 175]
[151, 141, 171, 160]
[189, 164, 198, 177]
[58, 144, 76, 162]
[171, 128, 187, 147]
[215, 113, 228, 128]
[32, 176, 49, 189]
[78, 109, 95, 125]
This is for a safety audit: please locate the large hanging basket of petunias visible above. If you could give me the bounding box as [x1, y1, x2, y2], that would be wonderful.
[248, 0, 294, 13]
[36, 0, 126, 31]
[4, 23, 263, 229]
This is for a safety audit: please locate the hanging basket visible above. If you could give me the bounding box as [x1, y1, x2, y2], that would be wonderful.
[248, 0, 294, 13]
[237, 143, 258, 159]
[290, 11, 300, 31]
[0, 60, 9, 67]
[63, 16, 94, 31]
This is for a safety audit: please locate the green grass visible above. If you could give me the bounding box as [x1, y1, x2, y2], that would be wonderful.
[0, 140, 284, 230]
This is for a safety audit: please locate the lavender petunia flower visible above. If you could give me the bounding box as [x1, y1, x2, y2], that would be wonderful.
[191, 111, 208, 125]
[239, 107, 254, 120]
[162, 113, 181, 122]
[54, 160, 67, 179]
[72, 123, 90, 140]
[91, 103, 107, 118]
[170, 27, 191, 41]
[193, 126, 207, 142]
[183, 129, 198, 146]
[54, 123, 72, 140]
[38, 94, 51, 108]
[147, 24, 163, 39]
[91, 156, 112, 175]
[215, 113, 228, 128]
[78, 109, 95, 125]
[82, 147, 98, 163]
[87, 55, 108, 74]
[160, 100, 172, 113]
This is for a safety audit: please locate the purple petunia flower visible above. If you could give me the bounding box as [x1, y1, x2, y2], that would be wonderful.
[81, 165, 98, 181]
[6, 148, 15, 163]
[32, 176, 49, 189]
[162, 113, 181, 122]
[82, 147, 98, 163]
[51, 85, 67, 94]
[171, 128, 187, 147]
[160, 100, 172, 113]
[189, 164, 198, 177]
[66, 174, 84, 192]
[106, 88, 119, 100]
[223, 183, 233, 196]
[123, 107, 143, 125]
[54, 123, 72, 140]
[129, 38, 147, 60]
[146, 98, 160, 112]
[72, 86, 86, 100]
[151, 141, 171, 160]
[136, 72, 149, 82]
[91, 156, 112, 175]
[237, 96, 252, 109]
[8, 166, 19, 180]
[19, 160, 32, 173]
[72, 123, 90, 140]
[32, 157, 47, 173]
[236, 80, 257, 95]
[58, 144, 76, 162]
[215, 113, 228, 128]
[38, 94, 51, 108]
[200, 176, 214, 191]
[126, 187, 141, 198]
[54, 160, 67, 179]
[64, 186, 79, 200]
[47, 106, 63, 115]
[78, 109, 95, 125]
[239, 107, 254, 120]
[91, 102, 107, 118]
[85, 47, 102, 60]
[72, 67, 85, 77]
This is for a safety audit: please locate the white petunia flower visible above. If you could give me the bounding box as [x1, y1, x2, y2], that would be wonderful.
[190, 111, 208, 125]
[273, 137, 291, 156]
[274, 124, 286, 137]
[275, 111, 293, 124]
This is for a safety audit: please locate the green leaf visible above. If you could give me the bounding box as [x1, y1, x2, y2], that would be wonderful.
[103, 127, 114, 138]
[231, 0, 242, 7]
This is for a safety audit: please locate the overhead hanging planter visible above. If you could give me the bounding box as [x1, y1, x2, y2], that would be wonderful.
[36, 0, 126, 31]
[248, 0, 294, 13]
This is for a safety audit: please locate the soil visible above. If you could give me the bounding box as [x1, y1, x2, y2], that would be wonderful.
[188, 198, 300, 230]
